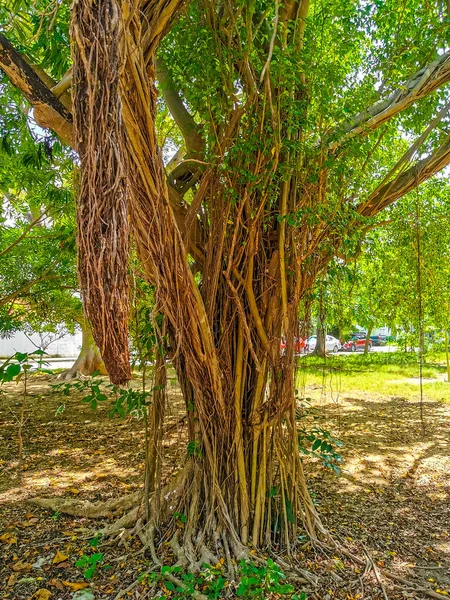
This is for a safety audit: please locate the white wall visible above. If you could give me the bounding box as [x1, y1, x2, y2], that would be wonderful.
[0, 330, 82, 357]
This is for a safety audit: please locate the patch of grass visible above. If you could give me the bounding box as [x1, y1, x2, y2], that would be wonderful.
[296, 352, 450, 403]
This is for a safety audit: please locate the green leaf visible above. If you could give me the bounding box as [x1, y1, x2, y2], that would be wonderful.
[312, 438, 322, 451]
[5, 363, 21, 379]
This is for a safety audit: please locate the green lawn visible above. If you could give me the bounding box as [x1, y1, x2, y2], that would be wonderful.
[296, 352, 450, 403]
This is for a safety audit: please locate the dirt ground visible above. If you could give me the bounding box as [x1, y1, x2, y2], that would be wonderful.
[0, 374, 449, 599]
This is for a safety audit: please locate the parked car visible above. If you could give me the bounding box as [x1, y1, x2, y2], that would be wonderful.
[280, 336, 307, 355]
[342, 336, 372, 352]
[370, 334, 386, 346]
[306, 335, 341, 353]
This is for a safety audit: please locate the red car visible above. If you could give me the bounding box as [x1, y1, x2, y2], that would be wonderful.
[342, 335, 372, 352]
[280, 336, 306, 355]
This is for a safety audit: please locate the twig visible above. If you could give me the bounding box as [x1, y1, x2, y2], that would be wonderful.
[364, 548, 389, 600]
[338, 546, 450, 600]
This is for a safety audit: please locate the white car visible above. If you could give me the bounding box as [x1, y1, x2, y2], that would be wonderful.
[307, 335, 341, 353]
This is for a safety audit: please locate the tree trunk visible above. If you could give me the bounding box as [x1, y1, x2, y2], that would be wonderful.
[445, 329, 450, 382]
[314, 288, 327, 357]
[314, 327, 326, 357]
[63, 321, 107, 379]
[364, 322, 374, 354]
[71, 0, 326, 559]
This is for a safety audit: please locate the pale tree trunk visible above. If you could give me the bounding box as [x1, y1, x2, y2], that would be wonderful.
[62, 321, 107, 379]
[314, 327, 326, 356]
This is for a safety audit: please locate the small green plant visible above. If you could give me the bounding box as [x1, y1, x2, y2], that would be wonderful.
[75, 534, 105, 579]
[109, 386, 151, 418]
[138, 561, 304, 599]
[75, 552, 104, 579]
[236, 559, 306, 599]
[187, 439, 202, 458]
[295, 400, 343, 474]
[51, 510, 61, 521]
[52, 375, 152, 418]
[52, 371, 108, 410]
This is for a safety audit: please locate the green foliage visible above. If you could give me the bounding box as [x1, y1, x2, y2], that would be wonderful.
[51, 372, 107, 410]
[109, 387, 151, 419]
[295, 399, 343, 474]
[236, 559, 306, 599]
[0, 350, 51, 383]
[52, 374, 152, 417]
[75, 552, 104, 580]
[138, 561, 306, 599]
[187, 439, 202, 458]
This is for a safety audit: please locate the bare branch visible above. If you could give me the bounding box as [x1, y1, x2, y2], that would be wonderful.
[0, 273, 60, 308]
[0, 34, 74, 146]
[332, 51, 450, 149]
[0, 211, 48, 259]
[358, 136, 450, 217]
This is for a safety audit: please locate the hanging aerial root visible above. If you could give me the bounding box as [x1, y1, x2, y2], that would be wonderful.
[71, 0, 131, 385]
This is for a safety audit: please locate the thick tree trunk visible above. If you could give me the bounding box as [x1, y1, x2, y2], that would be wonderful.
[63, 322, 106, 379]
[71, 0, 327, 559]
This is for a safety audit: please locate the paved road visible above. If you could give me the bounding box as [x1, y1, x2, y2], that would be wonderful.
[338, 345, 398, 355]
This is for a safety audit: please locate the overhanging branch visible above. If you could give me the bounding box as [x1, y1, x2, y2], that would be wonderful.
[358, 137, 450, 217]
[332, 51, 450, 149]
[0, 34, 74, 146]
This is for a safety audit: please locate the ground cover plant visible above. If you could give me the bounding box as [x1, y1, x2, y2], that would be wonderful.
[1, 0, 450, 597]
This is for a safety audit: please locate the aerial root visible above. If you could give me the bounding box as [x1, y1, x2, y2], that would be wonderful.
[28, 491, 141, 518]
[330, 542, 450, 600]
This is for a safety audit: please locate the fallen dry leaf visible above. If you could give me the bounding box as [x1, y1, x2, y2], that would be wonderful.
[12, 561, 32, 572]
[48, 579, 64, 590]
[21, 519, 39, 527]
[7, 572, 18, 586]
[52, 550, 69, 565]
[63, 581, 90, 591]
[0, 533, 17, 545]
[29, 590, 52, 600]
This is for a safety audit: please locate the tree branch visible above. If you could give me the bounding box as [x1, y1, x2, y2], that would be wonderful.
[156, 57, 204, 156]
[0, 211, 48, 259]
[332, 51, 450, 149]
[0, 273, 60, 308]
[0, 34, 74, 146]
[358, 136, 450, 217]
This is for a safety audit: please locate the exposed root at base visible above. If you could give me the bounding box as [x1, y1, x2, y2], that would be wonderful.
[28, 491, 141, 518]
[331, 541, 450, 600]
[29, 493, 447, 600]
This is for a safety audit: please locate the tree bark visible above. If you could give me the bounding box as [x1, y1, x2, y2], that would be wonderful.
[314, 327, 326, 357]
